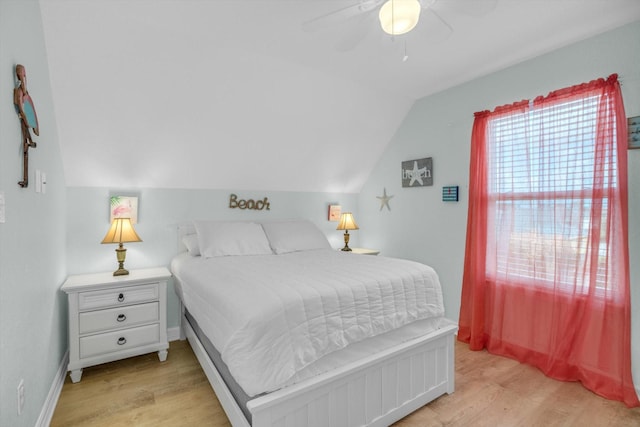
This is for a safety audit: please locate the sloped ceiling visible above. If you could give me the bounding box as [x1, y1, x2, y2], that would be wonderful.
[38, 0, 640, 192]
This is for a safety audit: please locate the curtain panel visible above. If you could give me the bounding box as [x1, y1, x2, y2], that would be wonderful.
[458, 74, 638, 407]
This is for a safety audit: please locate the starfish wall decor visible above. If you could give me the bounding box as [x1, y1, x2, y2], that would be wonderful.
[377, 188, 394, 211]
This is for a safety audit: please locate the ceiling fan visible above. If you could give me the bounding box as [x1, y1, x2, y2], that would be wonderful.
[303, 0, 497, 52]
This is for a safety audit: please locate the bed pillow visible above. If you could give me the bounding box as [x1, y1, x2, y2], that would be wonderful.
[182, 234, 201, 256]
[194, 221, 273, 257]
[262, 220, 331, 254]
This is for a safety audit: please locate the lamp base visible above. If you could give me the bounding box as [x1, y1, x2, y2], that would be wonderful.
[113, 267, 130, 276]
[113, 244, 130, 276]
[341, 231, 352, 251]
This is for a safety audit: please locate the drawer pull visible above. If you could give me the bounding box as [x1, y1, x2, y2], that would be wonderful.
[116, 314, 126, 322]
[117, 293, 125, 302]
[117, 337, 127, 345]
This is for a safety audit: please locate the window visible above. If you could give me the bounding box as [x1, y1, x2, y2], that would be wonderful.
[485, 95, 617, 296]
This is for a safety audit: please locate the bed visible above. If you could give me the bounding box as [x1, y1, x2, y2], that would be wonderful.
[171, 219, 457, 427]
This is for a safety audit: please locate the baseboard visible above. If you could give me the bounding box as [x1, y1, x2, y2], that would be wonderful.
[36, 349, 68, 427]
[167, 326, 183, 342]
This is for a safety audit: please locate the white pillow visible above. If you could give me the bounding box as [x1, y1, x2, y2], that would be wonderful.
[194, 221, 273, 257]
[262, 220, 331, 254]
[182, 234, 200, 256]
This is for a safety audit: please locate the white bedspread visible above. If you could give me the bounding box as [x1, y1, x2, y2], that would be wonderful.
[171, 249, 445, 397]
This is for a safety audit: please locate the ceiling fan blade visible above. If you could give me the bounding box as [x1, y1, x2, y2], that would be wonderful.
[302, 0, 384, 33]
[416, 7, 454, 43]
[334, 10, 378, 52]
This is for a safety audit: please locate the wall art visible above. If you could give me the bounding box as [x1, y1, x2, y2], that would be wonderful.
[229, 194, 271, 211]
[401, 157, 432, 187]
[14, 64, 39, 188]
[442, 186, 459, 202]
[377, 188, 394, 211]
[328, 205, 341, 221]
[629, 116, 640, 149]
[110, 196, 139, 224]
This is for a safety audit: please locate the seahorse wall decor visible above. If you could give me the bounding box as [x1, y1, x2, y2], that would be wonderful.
[14, 64, 39, 188]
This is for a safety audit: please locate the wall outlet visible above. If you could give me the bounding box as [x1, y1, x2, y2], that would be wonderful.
[17, 379, 25, 416]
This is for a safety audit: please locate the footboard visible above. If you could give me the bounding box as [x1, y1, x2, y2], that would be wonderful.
[248, 320, 457, 427]
[185, 308, 457, 427]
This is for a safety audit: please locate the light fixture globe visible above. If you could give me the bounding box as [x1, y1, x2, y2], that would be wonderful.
[379, 0, 421, 35]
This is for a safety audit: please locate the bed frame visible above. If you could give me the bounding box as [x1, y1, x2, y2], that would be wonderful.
[175, 223, 458, 427]
[182, 307, 456, 427]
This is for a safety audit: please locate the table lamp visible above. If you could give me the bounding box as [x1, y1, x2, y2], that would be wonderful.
[336, 212, 359, 251]
[101, 217, 142, 276]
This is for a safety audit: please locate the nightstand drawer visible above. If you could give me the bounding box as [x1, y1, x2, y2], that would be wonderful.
[79, 302, 159, 334]
[80, 323, 160, 359]
[78, 283, 159, 310]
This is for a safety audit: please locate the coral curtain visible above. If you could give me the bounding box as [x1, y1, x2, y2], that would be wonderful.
[458, 74, 638, 407]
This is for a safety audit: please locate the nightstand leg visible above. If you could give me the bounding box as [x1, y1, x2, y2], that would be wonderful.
[70, 369, 83, 383]
[158, 349, 168, 362]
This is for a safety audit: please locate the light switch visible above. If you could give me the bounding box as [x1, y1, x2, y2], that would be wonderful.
[41, 172, 47, 194]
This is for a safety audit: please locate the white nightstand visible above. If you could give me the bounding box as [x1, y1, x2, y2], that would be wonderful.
[350, 248, 380, 255]
[61, 267, 171, 383]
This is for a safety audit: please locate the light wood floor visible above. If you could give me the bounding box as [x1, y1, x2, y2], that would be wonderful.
[51, 340, 640, 426]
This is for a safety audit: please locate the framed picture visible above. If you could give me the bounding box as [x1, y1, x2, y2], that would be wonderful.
[328, 205, 341, 221]
[110, 196, 139, 224]
[629, 116, 640, 149]
[442, 186, 459, 202]
[401, 157, 433, 187]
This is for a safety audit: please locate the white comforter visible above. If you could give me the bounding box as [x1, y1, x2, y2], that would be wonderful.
[171, 249, 445, 397]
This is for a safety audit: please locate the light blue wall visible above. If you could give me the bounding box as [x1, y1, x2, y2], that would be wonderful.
[66, 188, 359, 328]
[0, 1, 68, 426]
[2, 5, 637, 424]
[358, 21, 640, 394]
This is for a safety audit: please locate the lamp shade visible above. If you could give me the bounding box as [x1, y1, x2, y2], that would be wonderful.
[379, 0, 421, 35]
[336, 212, 359, 231]
[101, 217, 142, 244]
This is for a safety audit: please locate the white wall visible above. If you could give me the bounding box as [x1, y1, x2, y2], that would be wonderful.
[358, 21, 640, 395]
[66, 187, 360, 327]
[0, 1, 68, 426]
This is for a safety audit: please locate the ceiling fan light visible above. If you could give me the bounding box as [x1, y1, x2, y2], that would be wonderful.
[379, 0, 421, 35]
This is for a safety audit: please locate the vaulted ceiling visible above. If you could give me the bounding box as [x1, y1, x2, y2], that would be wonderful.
[39, 0, 640, 192]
